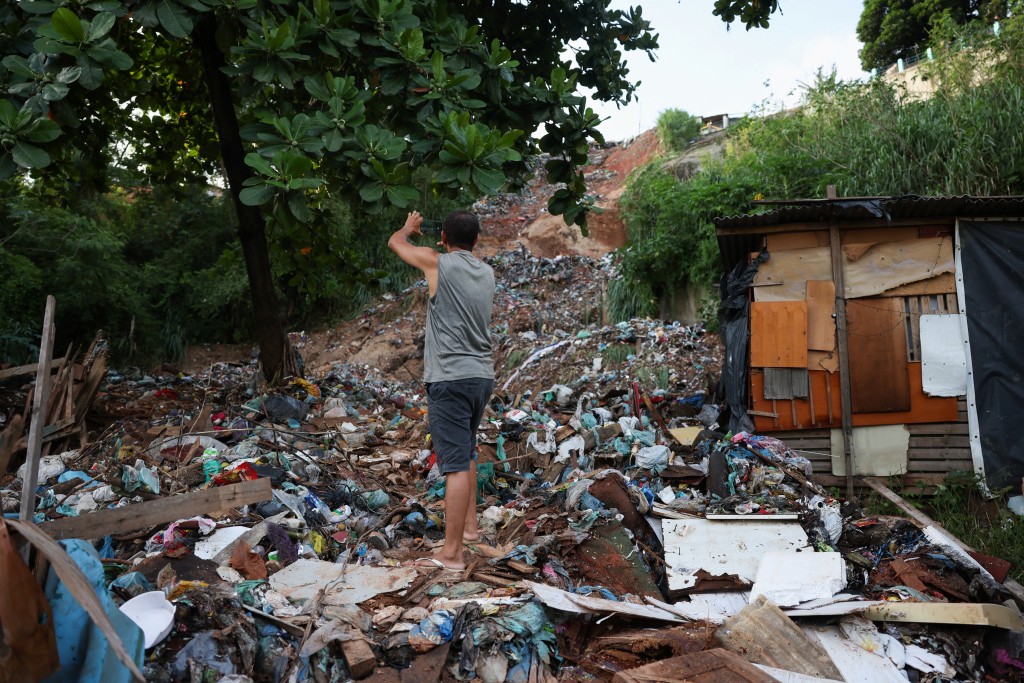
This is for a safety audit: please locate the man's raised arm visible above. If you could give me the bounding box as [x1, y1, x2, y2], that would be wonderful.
[388, 211, 440, 294]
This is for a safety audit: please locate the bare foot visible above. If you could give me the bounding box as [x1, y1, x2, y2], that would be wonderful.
[463, 532, 480, 542]
[404, 557, 466, 571]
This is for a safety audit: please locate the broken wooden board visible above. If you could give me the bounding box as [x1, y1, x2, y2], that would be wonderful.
[39, 478, 272, 540]
[862, 601, 1024, 630]
[611, 648, 780, 683]
[879, 272, 957, 297]
[753, 237, 954, 302]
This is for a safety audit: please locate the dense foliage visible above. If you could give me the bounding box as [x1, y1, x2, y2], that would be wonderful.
[615, 15, 1024, 325]
[0, 0, 662, 377]
[857, 0, 1008, 71]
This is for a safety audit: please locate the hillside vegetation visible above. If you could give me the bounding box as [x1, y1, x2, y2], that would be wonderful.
[614, 16, 1024, 323]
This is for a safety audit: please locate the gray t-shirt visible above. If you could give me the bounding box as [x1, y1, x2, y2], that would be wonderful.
[423, 251, 495, 383]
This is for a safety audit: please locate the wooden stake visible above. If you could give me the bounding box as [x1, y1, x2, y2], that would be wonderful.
[829, 218, 856, 502]
[20, 295, 57, 523]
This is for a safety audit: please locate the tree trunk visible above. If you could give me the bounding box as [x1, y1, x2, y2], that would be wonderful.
[194, 14, 289, 381]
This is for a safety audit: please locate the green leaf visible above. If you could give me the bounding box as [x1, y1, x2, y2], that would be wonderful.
[471, 166, 504, 194]
[2, 56, 37, 79]
[243, 152, 275, 176]
[239, 185, 276, 206]
[287, 192, 311, 222]
[0, 100, 18, 125]
[22, 119, 61, 143]
[359, 183, 384, 202]
[86, 12, 116, 42]
[157, 1, 194, 39]
[11, 141, 51, 168]
[52, 8, 85, 43]
[41, 83, 69, 101]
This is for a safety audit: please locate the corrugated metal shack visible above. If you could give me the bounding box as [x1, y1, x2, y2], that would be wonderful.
[714, 194, 1024, 495]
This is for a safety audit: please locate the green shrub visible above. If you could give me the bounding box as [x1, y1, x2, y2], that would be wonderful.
[656, 109, 702, 152]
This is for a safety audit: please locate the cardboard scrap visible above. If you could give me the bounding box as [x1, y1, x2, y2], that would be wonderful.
[269, 559, 418, 606]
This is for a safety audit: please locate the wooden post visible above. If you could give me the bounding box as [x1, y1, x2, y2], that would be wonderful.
[825, 186, 856, 501]
[20, 295, 56, 522]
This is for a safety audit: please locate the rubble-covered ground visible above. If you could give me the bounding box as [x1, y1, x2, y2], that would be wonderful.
[3, 132, 1023, 682]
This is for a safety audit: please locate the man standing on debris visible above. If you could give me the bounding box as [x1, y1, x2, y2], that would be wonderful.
[388, 210, 494, 570]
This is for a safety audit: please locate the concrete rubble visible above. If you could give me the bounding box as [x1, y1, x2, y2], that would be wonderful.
[1, 245, 1022, 682]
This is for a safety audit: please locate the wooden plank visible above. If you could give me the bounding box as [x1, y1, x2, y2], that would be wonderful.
[841, 226, 920, 245]
[909, 435, 970, 448]
[750, 301, 808, 368]
[881, 272, 957, 297]
[808, 349, 839, 372]
[766, 231, 829, 252]
[829, 215, 856, 501]
[847, 297, 910, 413]
[906, 459, 975, 472]
[805, 280, 836, 351]
[0, 357, 67, 381]
[907, 423, 969, 435]
[906, 296, 921, 360]
[39, 478, 272, 540]
[862, 477, 1024, 607]
[612, 648, 778, 683]
[21, 296, 57, 522]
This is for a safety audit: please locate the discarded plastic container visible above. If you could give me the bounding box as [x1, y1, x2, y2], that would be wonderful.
[119, 591, 175, 648]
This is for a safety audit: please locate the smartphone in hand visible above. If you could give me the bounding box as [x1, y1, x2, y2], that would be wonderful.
[420, 219, 442, 236]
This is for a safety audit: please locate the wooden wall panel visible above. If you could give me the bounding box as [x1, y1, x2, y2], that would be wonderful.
[766, 231, 829, 252]
[805, 280, 836, 351]
[847, 297, 910, 413]
[751, 364, 958, 432]
[750, 301, 808, 368]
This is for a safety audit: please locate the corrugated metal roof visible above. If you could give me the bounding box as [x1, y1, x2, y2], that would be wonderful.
[714, 195, 1024, 230]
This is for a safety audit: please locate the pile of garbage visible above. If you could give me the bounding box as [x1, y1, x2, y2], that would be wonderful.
[1, 247, 1022, 683]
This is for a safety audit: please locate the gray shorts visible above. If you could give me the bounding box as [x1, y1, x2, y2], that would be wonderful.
[427, 378, 494, 474]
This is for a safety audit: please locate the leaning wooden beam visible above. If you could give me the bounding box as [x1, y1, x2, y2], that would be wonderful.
[864, 477, 1024, 607]
[0, 357, 67, 381]
[39, 478, 273, 541]
[20, 295, 57, 522]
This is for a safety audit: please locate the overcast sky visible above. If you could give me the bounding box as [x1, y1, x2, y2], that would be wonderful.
[588, 0, 869, 141]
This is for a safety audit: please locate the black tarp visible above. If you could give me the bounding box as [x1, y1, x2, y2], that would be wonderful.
[718, 252, 768, 435]
[959, 220, 1024, 488]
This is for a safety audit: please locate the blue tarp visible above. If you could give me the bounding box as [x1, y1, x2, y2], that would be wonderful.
[43, 540, 145, 683]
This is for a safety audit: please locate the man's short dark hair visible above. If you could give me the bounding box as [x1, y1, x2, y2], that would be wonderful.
[442, 211, 480, 249]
